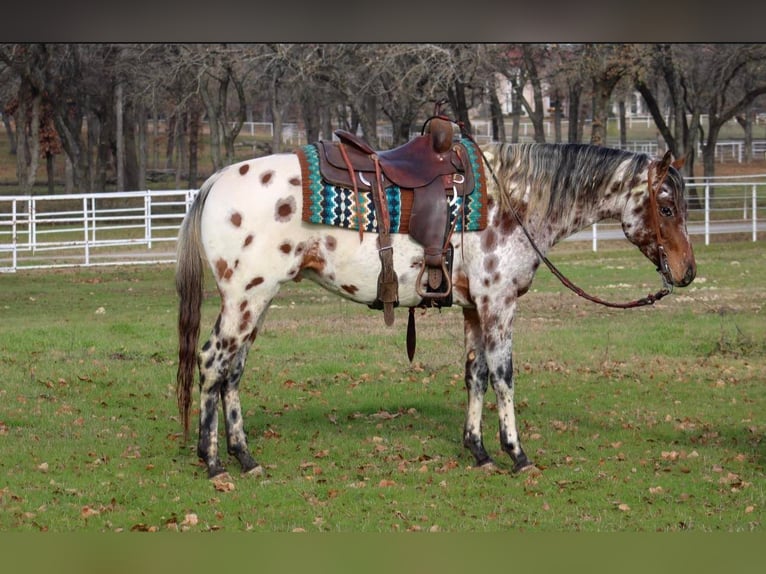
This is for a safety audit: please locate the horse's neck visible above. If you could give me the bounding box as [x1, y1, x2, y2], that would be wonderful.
[537, 181, 632, 245]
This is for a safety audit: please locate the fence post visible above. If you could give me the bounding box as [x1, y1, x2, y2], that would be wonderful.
[31, 198, 37, 253]
[592, 224, 598, 252]
[145, 190, 152, 249]
[91, 196, 97, 244]
[704, 182, 710, 246]
[753, 184, 758, 242]
[11, 199, 18, 271]
[83, 196, 90, 265]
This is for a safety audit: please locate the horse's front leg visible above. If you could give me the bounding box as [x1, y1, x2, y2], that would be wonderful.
[485, 324, 533, 473]
[462, 308, 494, 467]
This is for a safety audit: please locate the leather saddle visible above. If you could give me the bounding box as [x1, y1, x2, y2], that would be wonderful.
[315, 116, 475, 316]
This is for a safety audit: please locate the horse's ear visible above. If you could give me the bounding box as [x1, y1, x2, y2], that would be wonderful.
[655, 150, 672, 180]
[659, 150, 672, 170]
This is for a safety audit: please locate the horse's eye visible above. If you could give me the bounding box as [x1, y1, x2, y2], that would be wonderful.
[659, 206, 674, 217]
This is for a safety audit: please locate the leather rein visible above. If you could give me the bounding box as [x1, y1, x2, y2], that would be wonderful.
[464, 131, 673, 309]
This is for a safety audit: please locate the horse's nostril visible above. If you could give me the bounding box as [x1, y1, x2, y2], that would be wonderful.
[683, 265, 696, 286]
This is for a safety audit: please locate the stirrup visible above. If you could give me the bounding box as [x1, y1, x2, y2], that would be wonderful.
[415, 259, 452, 299]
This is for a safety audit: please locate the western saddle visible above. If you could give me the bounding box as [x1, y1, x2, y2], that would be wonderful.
[315, 114, 476, 332]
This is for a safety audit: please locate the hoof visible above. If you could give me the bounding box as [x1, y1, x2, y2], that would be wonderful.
[243, 464, 264, 477]
[208, 468, 230, 481]
[514, 462, 540, 475]
[476, 460, 500, 472]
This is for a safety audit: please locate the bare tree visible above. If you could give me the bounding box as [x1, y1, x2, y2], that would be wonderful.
[636, 43, 766, 180]
[581, 44, 634, 146]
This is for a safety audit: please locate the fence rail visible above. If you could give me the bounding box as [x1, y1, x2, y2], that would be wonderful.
[1, 178, 764, 272]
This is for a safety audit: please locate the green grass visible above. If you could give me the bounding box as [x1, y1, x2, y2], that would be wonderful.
[0, 240, 764, 532]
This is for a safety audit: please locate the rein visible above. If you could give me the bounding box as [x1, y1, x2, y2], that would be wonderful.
[462, 131, 672, 309]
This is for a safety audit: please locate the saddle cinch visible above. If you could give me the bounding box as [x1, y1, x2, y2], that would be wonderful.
[315, 116, 476, 329]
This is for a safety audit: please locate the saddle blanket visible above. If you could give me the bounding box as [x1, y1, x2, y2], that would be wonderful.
[295, 138, 487, 234]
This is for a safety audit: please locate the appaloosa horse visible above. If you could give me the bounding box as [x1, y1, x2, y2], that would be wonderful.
[176, 141, 696, 478]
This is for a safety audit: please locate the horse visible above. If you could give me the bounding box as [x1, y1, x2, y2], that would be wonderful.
[175, 141, 696, 479]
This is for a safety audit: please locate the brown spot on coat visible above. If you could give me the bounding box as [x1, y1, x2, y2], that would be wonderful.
[484, 254, 499, 274]
[239, 311, 252, 332]
[325, 236, 337, 251]
[215, 258, 234, 281]
[275, 197, 296, 222]
[289, 176, 301, 186]
[245, 277, 264, 290]
[243, 234, 254, 248]
[261, 170, 275, 185]
[230, 212, 242, 227]
[279, 241, 292, 254]
[480, 228, 497, 252]
[239, 164, 250, 175]
[341, 284, 359, 295]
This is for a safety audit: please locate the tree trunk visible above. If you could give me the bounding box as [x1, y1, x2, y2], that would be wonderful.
[489, 88, 506, 142]
[201, 81, 223, 172]
[166, 112, 177, 170]
[16, 88, 41, 193]
[188, 105, 201, 188]
[567, 83, 581, 143]
[618, 99, 627, 148]
[736, 110, 754, 163]
[175, 112, 186, 189]
[360, 95, 378, 148]
[93, 111, 109, 192]
[3, 113, 16, 155]
[124, 104, 140, 191]
[116, 82, 125, 191]
[221, 68, 247, 165]
[137, 103, 147, 190]
[301, 90, 320, 145]
[590, 79, 614, 146]
[269, 76, 283, 154]
[448, 79, 472, 135]
[46, 152, 54, 194]
[510, 87, 521, 143]
[551, 90, 562, 143]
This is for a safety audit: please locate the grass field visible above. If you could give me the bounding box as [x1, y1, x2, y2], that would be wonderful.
[0, 238, 764, 533]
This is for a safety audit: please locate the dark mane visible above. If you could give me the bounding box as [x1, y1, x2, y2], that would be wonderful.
[485, 143, 651, 223]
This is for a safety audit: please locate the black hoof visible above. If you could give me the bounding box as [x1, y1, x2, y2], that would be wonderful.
[206, 462, 227, 479]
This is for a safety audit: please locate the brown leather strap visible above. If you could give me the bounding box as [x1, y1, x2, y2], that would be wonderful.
[370, 155, 398, 326]
[338, 142, 365, 243]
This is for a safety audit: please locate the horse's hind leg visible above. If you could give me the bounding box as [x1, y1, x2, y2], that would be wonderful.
[220, 342, 260, 474]
[196, 297, 271, 478]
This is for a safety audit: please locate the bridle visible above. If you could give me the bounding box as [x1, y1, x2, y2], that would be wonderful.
[467, 133, 674, 309]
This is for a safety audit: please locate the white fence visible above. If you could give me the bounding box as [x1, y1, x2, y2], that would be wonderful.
[1, 178, 764, 272]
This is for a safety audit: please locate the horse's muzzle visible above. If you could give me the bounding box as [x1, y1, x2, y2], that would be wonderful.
[658, 245, 696, 288]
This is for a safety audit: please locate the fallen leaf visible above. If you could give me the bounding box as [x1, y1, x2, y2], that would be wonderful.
[617, 503, 630, 512]
[181, 513, 199, 526]
[81, 506, 100, 519]
[213, 479, 235, 492]
[378, 479, 396, 487]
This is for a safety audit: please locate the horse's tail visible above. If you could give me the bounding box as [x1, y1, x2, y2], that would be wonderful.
[175, 172, 222, 441]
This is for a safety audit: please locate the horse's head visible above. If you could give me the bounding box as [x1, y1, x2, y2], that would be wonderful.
[622, 151, 696, 288]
